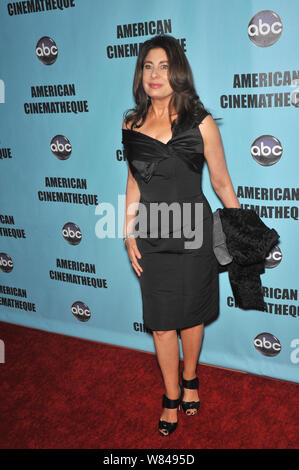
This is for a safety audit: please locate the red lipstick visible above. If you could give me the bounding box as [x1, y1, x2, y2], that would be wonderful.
[149, 83, 162, 88]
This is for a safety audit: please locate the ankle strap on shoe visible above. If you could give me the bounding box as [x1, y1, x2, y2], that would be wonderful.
[181, 373, 199, 390]
[162, 394, 181, 409]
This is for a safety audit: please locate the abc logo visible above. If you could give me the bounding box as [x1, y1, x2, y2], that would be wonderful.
[50, 135, 72, 160]
[248, 10, 283, 47]
[251, 135, 283, 166]
[36, 36, 58, 65]
[0, 253, 13, 273]
[62, 222, 82, 246]
[265, 245, 282, 269]
[254, 332, 281, 357]
[71, 301, 91, 322]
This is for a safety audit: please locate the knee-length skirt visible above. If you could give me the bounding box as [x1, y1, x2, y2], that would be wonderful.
[136, 208, 219, 331]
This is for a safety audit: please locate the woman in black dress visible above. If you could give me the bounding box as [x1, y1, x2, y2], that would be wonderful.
[122, 34, 240, 437]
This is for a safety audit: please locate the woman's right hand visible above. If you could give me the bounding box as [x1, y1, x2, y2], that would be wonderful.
[124, 238, 143, 277]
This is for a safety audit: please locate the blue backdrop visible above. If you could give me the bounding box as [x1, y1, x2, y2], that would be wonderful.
[0, 0, 298, 383]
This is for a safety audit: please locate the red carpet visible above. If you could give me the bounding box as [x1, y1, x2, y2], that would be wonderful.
[0, 320, 298, 449]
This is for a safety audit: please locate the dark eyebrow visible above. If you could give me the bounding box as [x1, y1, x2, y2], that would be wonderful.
[143, 60, 168, 64]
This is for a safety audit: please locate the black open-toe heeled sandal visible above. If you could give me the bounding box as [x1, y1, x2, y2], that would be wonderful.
[158, 384, 184, 437]
[181, 369, 200, 416]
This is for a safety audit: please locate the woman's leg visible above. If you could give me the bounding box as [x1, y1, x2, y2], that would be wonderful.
[180, 323, 204, 414]
[152, 329, 181, 435]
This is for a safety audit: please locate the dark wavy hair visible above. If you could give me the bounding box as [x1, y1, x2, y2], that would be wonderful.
[123, 34, 218, 130]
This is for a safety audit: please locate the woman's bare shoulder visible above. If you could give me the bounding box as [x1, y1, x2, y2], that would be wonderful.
[122, 111, 138, 130]
[198, 114, 222, 148]
[198, 114, 218, 133]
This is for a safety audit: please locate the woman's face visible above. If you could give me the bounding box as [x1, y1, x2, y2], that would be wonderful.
[142, 47, 173, 101]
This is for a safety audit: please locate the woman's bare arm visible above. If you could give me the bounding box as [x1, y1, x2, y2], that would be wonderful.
[199, 116, 240, 209]
[122, 118, 143, 276]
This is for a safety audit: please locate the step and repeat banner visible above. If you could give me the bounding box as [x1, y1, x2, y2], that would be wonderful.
[0, 0, 298, 382]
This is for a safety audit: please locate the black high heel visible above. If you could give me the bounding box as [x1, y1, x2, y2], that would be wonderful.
[181, 369, 200, 416]
[158, 384, 184, 437]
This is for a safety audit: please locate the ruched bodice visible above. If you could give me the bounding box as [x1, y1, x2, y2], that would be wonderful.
[122, 113, 208, 203]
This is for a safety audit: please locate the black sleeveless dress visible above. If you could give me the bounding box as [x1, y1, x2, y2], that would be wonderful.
[122, 109, 219, 331]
